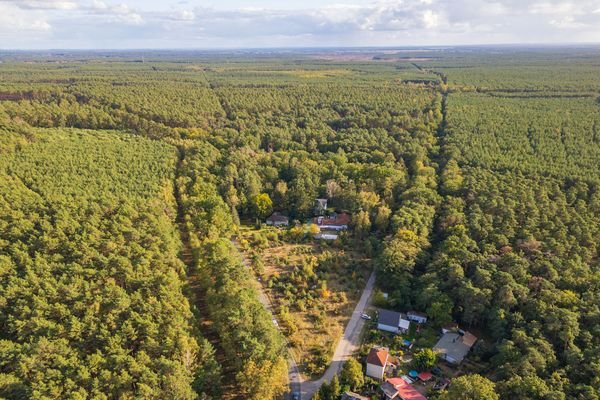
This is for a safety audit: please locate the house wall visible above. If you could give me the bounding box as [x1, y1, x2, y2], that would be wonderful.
[366, 363, 385, 380]
[441, 353, 459, 364]
[377, 323, 398, 333]
[399, 319, 410, 333]
[319, 224, 348, 231]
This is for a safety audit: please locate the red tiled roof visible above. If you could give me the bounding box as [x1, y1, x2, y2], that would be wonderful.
[385, 378, 427, 400]
[367, 348, 389, 367]
[314, 212, 351, 226]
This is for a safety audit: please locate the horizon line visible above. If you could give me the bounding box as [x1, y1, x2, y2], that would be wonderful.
[2, 42, 600, 53]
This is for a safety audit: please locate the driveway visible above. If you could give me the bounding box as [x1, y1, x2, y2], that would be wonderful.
[298, 271, 376, 399]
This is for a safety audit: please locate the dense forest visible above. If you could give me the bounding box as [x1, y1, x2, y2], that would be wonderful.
[0, 48, 598, 399]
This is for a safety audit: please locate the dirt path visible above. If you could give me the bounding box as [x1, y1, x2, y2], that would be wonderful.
[231, 239, 303, 398]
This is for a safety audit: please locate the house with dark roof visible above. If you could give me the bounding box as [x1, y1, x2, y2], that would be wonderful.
[377, 309, 411, 334]
[266, 212, 289, 227]
[381, 377, 427, 400]
[366, 347, 389, 380]
[433, 330, 477, 364]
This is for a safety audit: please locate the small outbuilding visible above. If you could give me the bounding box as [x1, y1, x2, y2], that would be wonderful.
[407, 311, 428, 324]
[417, 371, 433, 382]
[265, 212, 289, 227]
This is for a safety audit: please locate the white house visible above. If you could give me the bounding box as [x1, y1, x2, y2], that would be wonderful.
[366, 347, 389, 380]
[407, 311, 428, 324]
[377, 309, 411, 334]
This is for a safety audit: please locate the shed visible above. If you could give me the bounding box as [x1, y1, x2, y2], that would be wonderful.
[417, 372, 433, 382]
[265, 212, 289, 227]
[407, 311, 428, 324]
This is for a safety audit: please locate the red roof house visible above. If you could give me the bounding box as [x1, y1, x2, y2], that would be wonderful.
[381, 377, 427, 400]
[314, 212, 351, 230]
[366, 347, 389, 380]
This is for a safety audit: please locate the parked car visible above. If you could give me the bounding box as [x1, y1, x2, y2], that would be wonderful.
[432, 366, 443, 376]
[361, 313, 371, 320]
[291, 392, 300, 400]
[272, 318, 279, 327]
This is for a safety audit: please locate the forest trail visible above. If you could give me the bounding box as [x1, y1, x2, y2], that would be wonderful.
[173, 148, 237, 398]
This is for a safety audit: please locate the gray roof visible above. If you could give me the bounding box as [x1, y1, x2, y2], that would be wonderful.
[342, 392, 369, 400]
[380, 381, 398, 399]
[433, 332, 477, 363]
[378, 309, 402, 327]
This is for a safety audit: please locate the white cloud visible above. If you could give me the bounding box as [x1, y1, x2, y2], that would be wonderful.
[84, 2, 145, 25]
[550, 16, 586, 28]
[0, 2, 53, 36]
[530, 1, 576, 15]
[91, 0, 108, 10]
[423, 10, 440, 28]
[1, 0, 600, 48]
[1, 0, 78, 10]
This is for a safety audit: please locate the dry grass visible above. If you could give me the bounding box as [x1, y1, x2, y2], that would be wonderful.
[238, 225, 372, 379]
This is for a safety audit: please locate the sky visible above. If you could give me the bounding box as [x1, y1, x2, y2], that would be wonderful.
[0, 0, 599, 49]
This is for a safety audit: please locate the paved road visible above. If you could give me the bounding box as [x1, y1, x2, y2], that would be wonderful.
[232, 238, 376, 400]
[298, 271, 376, 399]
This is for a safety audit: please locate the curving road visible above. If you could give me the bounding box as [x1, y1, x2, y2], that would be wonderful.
[232, 238, 375, 400]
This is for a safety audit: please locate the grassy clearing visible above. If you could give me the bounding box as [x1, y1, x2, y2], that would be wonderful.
[237, 224, 372, 378]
